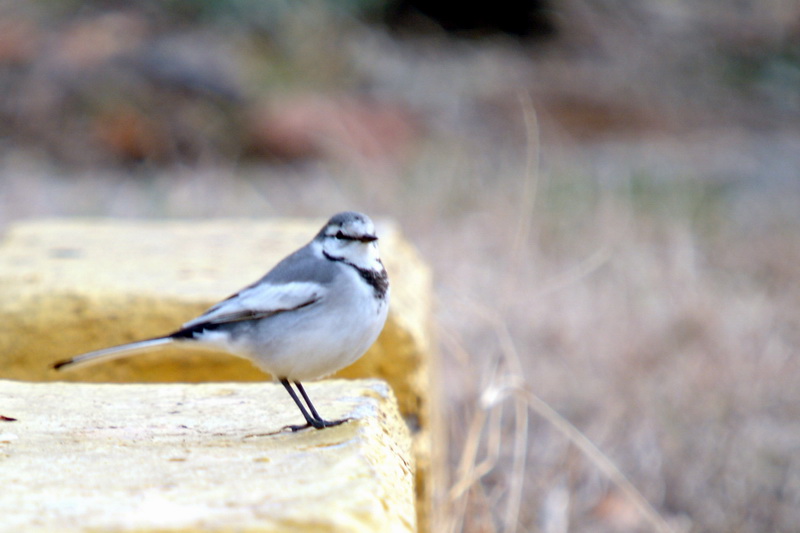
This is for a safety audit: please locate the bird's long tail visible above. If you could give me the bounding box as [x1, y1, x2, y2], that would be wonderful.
[52, 337, 175, 370]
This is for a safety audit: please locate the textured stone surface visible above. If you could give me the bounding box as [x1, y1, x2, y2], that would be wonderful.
[0, 217, 434, 531]
[0, 379, 415, 532]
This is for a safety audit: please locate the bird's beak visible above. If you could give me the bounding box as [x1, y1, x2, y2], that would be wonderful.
[359, 234, 378, 243]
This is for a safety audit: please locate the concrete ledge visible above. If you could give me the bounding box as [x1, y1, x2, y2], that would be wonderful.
[0, 379, 415, 532]
[0, 218, 434, 530]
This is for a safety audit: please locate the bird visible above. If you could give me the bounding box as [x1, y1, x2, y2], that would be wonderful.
[53, 211, 390, 432]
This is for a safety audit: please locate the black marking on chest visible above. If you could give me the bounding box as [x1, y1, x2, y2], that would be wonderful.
[355, 264, 389, 299]
[324, 251, 389, 299]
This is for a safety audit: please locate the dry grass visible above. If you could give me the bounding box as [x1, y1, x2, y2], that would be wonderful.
[425, 159, 800, 532]
[430, 209, 790, 532]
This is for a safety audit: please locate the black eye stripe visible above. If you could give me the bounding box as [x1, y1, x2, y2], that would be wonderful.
[334, 230, 358, 241]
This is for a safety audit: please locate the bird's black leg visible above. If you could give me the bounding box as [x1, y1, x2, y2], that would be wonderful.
[294, 381, 323, 422]
[278, 379, 350, 431]
[280, 379, 318, 431]
[293, 381, 349, 429]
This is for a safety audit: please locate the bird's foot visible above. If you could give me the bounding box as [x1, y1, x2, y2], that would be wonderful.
[242, 418, 352, 438]
[288, 417, 352, 432]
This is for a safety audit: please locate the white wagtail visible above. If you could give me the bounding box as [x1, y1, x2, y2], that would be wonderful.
[54, 211, 390, 431]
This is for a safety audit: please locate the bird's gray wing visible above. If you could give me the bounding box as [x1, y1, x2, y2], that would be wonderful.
[180, 245, 338, 329]
[181, 280, 325, 329]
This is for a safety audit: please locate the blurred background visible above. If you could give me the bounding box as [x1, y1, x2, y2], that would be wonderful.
[1, 1, 799, 531]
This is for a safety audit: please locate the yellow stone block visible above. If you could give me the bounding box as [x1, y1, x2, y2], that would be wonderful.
[0, 379, 415, 532]
[0, 218, 435, 532]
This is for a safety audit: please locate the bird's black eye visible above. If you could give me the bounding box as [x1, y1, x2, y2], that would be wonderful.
[335, 230, 348, 240]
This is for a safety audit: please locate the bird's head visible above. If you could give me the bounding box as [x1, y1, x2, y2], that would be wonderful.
[316, 211, 382, 269]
